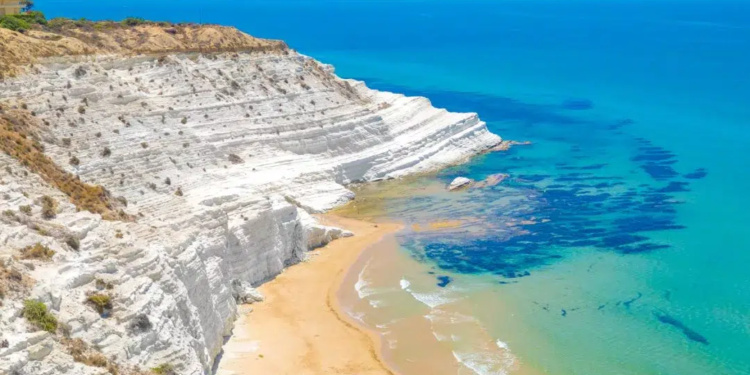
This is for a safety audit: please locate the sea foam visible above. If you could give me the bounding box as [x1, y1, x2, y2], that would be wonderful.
[452, 350, 510, 375]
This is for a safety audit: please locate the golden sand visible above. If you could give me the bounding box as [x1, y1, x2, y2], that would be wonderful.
[216, 215, 402, 375]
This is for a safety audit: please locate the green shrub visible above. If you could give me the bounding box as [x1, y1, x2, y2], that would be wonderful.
[121, 17, 146, 27]
[151, 364, 176, 375]
[19, 205, 32, 215]
[12, 11, 47, 26]
[86, 294, 113, 315]
[73, 18, 92, 28]
[0, 15, 31, 32]
[23, 300, 58, 332]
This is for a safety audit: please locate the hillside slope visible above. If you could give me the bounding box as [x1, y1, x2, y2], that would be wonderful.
[0, 23, 501, 375]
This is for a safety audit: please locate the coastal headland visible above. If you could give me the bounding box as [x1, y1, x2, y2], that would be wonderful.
[0, 13, 501, 375]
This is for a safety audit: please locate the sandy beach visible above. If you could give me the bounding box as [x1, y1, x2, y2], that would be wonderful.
[216, 215, 402, 375]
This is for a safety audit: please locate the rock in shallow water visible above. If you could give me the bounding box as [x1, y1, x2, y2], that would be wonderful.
[447, 177, 474, 191]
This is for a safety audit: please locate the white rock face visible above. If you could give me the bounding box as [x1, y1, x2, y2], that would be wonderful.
[447, 177, 474, 191]
[0, 50, 501, 375]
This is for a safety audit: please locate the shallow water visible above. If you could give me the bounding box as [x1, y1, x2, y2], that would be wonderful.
[43, 0, 750, 374]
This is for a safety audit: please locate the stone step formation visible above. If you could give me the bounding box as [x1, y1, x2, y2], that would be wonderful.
[0, 24, 501, 375]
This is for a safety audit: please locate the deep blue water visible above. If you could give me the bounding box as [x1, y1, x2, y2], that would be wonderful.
[39, 0, 750, 374]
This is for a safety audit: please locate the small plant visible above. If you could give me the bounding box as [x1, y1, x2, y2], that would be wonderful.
[116, 196, 128, 207]
[174, 188, 183, 197]
[66, 236, 80, 251]
[95, 278, 114, 290]
[20, 243, 55, 260]
[141, 142, 148, 149]
[69, 156, 80, 166]
[78, 106, 86, 114]
[228, 154, 243, 164]
[115, 230, 123, 239]
[41, 195, 56, 219]
[164, 177, 171, 186]
[101, 147, 111, 157]
[151, 364, 176, 375]
[19, 205, 32, 215]
[128, 314, 152, 333]
[95, 132, 102, 138]
[148, 183, 157, 191]
[121, 17, 147, 27]
[75, 66, 87, 78]
[86, 293, 113, 315]
[22, 300, 58, 332]
[87, 352, 109, 367]
[181, 117, 187, 124]
[62, 138, 71, 147]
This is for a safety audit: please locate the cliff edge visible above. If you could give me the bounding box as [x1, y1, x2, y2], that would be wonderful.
[0, 20, 501, 375]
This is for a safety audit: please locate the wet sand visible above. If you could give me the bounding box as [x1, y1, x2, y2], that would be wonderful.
[338, 232, 543, 375]
[216, 215, 402, 375]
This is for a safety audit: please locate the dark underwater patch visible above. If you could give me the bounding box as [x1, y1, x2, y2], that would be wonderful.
[654, 312, 709, 345]
[358, 84, 694, 279]
[622, 292, 643, 308]
[657, 181, 690, 193]
[609, 118, 634, 130]
[641, 163, 679, 180]
[561, 99, 594, 110]
[353, 77, 589, 126]
[436, 275, 453, 287]
[684, 168, 708, 179]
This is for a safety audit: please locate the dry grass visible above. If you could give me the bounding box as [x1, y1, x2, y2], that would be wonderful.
[62, 338, 122, 375]
[0, 21, 288, 78]
[0, 111, 129, 221]
[40, 195, 57, 219]
[20, 243, 55, 260]
[62, 336, 157, 375]
[0, 263, 33, 304]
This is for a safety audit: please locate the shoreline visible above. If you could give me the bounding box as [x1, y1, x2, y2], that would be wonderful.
[216, 214, 403, 375]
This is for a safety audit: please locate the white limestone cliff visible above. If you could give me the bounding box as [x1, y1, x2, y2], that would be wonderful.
[0, 49, 501, 375]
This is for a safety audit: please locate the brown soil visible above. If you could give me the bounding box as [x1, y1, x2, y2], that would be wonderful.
[0, 22, 287, 77]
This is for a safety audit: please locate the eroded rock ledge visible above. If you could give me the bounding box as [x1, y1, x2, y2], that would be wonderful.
[0, 24, 501, 375]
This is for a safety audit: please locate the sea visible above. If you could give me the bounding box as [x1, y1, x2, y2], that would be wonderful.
[40, 1, 750, 374]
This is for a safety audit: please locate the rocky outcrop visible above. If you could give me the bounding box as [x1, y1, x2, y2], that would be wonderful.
[447, 177, 474, 191]
[0, 26, 501, 375]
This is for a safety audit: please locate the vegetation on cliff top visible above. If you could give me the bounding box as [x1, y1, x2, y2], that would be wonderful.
[0, 11, 288, 78]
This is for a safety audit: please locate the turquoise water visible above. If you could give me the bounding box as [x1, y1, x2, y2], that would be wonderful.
[40, 0, 750, 374]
